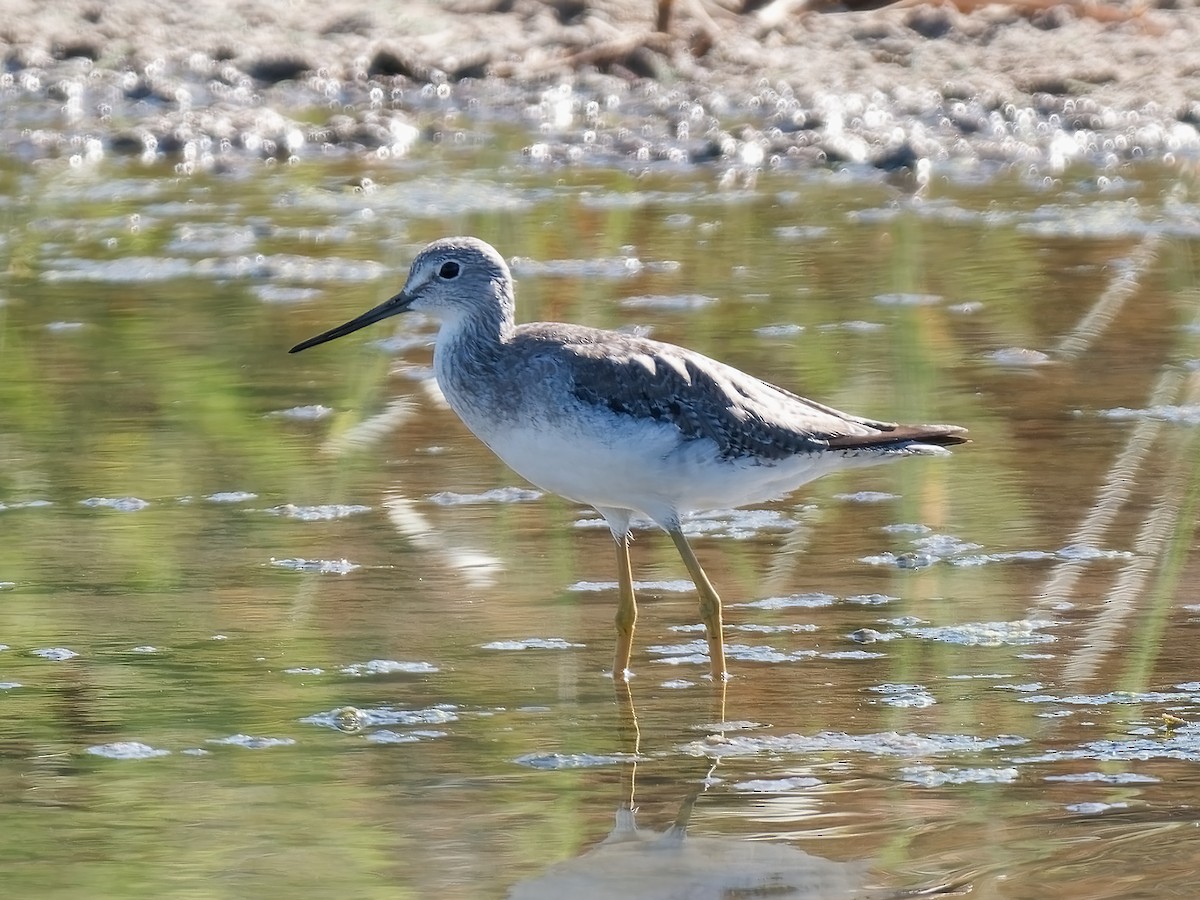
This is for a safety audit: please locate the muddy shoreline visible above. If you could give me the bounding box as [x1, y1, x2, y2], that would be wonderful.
[2, 0, 1198, 177]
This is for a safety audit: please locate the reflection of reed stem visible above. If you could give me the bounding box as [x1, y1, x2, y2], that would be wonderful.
[1039, 270, 1200, 682]
[1031, 367, 1181, 613]
[1053, 233, 1163, 360]
[320, 398, 413, 455]
[1062, 368, 1200, 683]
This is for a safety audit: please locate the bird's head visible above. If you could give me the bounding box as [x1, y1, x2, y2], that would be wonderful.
[289, 236, 513, 353]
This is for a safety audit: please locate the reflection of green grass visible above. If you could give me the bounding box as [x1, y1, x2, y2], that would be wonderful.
[1121, 411, 1200, 692]
[2, 153, 1199, 896]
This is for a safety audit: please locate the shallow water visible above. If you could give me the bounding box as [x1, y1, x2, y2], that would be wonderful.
[3, 143, 1200, 898]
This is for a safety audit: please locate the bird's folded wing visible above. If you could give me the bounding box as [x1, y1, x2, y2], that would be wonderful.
[552, 331, 961, 460]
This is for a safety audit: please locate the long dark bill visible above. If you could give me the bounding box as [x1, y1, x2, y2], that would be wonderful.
[289, 290, 413, 353]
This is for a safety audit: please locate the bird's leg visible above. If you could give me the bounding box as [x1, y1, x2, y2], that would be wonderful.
[613, 532, 637, 681]
[668, 529, 728, 682]
[709, 671, 727, 731]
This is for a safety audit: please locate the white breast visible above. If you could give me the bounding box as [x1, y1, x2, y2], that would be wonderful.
[464, 407, 831, 528]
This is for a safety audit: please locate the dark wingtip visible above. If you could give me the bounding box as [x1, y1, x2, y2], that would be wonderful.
[915, 426, 969, 447]
[825, 423, 968, 451]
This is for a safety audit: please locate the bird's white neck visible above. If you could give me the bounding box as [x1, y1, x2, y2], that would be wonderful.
[432, 276, 514, 347]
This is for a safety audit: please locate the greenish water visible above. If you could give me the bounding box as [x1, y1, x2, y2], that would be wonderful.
[3, 146, 1200, 898]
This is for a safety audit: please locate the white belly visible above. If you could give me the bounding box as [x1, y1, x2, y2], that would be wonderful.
[467, 412, 832, 527]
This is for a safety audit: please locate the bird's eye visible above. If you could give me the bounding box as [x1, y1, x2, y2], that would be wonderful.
[438, 261, 460, 279]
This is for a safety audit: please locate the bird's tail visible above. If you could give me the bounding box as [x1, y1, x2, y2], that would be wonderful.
[825, 423, 969, 454]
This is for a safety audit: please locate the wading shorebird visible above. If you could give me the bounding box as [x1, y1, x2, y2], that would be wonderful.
[291, 237, 967, 682]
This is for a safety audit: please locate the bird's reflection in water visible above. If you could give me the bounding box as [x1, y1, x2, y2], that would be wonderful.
[509, 683, 968, 900]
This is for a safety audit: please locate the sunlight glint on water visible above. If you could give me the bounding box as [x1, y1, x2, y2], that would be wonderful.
[1, 151, 1199, 897]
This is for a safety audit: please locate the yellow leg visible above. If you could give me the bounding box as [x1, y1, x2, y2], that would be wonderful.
[668, 529, 728, 682]
[613, 534, 637, 681]
[710, 670, 727, 730]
